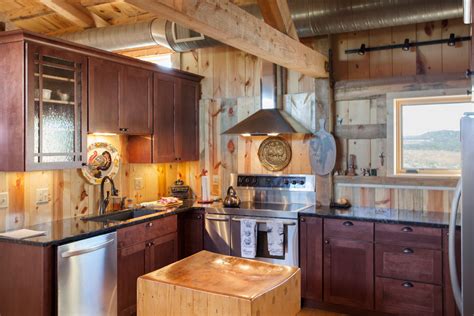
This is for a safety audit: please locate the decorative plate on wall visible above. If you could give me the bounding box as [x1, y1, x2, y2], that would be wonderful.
[258, 136, 292, 171]
[81, 142, 120, 185]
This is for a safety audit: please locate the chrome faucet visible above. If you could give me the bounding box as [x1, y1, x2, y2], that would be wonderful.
[99, 176, 119, 215]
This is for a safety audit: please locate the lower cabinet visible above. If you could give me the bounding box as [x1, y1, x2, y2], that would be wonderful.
[299, 216, 323, 302]
[117, 215, 178, 316]
[323, 237, 374, 310]
[178, 209, 204, 259]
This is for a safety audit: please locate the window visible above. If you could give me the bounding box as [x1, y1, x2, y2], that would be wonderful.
[139, 53, 173, 68]
[394, 95, 472, 175]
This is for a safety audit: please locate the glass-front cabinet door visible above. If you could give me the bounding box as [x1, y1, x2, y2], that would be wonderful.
[26, 43, 87, 170]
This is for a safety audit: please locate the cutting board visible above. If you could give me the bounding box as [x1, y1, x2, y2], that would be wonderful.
[309, 119, 336, 176]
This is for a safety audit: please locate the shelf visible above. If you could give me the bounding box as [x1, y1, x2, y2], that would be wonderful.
[34, 73, 75, 83]
[334, 175, 458, 188]
[34, 98, 74, 105]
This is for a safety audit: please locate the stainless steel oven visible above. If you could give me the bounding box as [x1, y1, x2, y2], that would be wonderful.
[204, 173, 315, 267]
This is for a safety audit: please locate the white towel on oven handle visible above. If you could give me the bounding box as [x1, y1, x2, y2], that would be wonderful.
[240, 218, 257, 258]
[267, 220, 284, 256]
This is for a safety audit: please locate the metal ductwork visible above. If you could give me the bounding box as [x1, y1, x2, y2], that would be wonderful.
[288, 0, 464, 37]
[59, 18, 219, 52]
[59, 0, 464, 53]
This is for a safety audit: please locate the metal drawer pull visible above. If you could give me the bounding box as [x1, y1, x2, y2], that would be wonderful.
[342, 221, 354, 227]
[402, 282, 414, 288]
[206, 215, 230, 222]
[61, 239, 114, 258]
[403, 248, 414, 254]
[231, 217, 296, 226]
[401, 226, 413, 232]
[146, 222, 153, 228]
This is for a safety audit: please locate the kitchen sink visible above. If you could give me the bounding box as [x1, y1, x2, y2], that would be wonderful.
[82, 208, 159, 223]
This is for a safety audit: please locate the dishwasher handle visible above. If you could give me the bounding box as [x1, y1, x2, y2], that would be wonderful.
[61, 239, 115, 258]
[205, 214, 230, 222]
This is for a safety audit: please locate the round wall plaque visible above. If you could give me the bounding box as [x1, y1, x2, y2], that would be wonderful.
[81, 142, 120, 185]
[258, 136, 292, 171]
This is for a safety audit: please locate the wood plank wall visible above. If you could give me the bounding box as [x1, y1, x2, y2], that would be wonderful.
[333, 19, 470, 81]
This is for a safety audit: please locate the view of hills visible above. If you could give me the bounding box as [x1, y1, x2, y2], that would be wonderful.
[403, 130, 460, 152]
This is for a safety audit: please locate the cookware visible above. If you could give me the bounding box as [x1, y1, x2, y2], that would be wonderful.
[223, 186, 240, 208]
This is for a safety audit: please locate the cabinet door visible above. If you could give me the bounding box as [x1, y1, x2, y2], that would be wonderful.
[153, 73, 177, 162]
[147, 232, 178, 272]
[324, 238, 374, 310]
[88, 58, 120, 133]
[178, 210, 204, 259]
[175, 79, 200, 161]
[299, 216, 323, 302]
[26, 43, 87, 170]
[119, 66, 153, 135]
[118, 242, 147, 316]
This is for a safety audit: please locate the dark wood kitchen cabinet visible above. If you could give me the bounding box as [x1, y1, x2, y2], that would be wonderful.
[323, 219, 374, 310]
[89, 58, 152, 135]
[117, 215, 178, 316]
[299, 216, 323, 303]
[129, 73, 200, 163]
[0, 39, 87, 171]
[178, 209, 205, 259]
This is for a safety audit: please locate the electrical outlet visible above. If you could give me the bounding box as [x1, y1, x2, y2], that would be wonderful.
[134, 178, 144, 190]
[36, 188, 49, 204]
[0, 192, 8, 209]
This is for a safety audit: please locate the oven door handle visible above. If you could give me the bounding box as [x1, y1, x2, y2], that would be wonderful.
[231, 217, 297, 226]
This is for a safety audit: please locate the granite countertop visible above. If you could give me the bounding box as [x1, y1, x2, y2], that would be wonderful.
[299, 205, 460, 229]
[0, 200, 203, 247]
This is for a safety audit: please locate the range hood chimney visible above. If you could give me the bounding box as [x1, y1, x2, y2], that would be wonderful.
[223, 61, 311, 136]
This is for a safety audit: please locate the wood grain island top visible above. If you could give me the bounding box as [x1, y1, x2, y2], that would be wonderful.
[140, 250, 300, 300]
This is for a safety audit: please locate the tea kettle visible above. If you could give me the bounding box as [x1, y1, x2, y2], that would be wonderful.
[223, 186, 240, 207]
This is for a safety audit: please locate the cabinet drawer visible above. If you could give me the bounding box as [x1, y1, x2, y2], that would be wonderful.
[118, 215, 177, 248]
[324, 219, 373, 242]
[375, 277, 442, 316]
[375, 244, 442, 284]
[375, 223, 442, 249]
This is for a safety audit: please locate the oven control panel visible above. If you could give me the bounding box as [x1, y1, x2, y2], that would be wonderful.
[235, 174, 310, 189]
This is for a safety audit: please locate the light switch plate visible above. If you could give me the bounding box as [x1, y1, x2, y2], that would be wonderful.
[0, 192, 8, 209]
[134, 178, 144, 190]
[36, 188, 49, 204]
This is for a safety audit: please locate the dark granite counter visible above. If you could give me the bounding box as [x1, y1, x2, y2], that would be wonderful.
[299, 205, 460, 229]
[0, 200, 203, 247]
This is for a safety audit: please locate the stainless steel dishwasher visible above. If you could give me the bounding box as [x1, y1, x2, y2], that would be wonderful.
[57, 232, 117, 316]
[204, 213, 231, 255]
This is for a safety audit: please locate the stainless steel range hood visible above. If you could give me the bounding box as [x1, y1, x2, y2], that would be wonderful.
[223, 62, 310, 136]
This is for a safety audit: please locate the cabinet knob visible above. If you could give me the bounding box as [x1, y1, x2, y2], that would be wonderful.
[401, 226, 413, 233]
[146, 222, 153, 228]
[196, 215, 202, 219]
[402, 248, 414, 254]
[119, 128, 128, 132]
[402, 282, 414, 288]
[324, 240, 330, 245]
[300, 217, 306, 222]
[342, 221, 354, 227]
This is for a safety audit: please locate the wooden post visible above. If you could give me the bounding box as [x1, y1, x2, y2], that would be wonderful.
[315, 45, 335, 205]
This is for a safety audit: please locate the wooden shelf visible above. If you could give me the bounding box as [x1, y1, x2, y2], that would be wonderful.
[34, 98, 74, 105]
[334, 175, 459, 187]
[34, 73, 75, 82]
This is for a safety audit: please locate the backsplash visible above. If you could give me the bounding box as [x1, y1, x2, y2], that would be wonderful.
[0, 135, 200, 231]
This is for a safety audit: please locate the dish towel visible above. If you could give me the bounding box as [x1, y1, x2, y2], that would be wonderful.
[241, 218, 257, 258]
[267, 220, 284, 256]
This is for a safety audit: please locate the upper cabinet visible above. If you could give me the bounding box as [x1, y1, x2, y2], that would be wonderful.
[129, 73, 200, 163]
[89, 58, 153, 135]
[0, 39, 87, 171]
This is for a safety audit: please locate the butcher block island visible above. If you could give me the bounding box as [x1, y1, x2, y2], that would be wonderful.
[137, 251, 301, 316]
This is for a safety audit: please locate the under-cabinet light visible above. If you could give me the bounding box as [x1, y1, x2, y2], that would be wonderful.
[267, 133, 279, 136]
[89, 133, 118, 136]
[241, 133, 251, 137]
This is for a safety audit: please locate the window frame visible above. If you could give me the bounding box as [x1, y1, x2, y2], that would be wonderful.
[394, 95, 469, 176]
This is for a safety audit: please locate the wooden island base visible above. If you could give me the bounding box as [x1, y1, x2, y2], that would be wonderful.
[137, 251, 301, 316]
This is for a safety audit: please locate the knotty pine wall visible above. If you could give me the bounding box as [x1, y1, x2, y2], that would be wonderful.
[331, 18, 469, 212]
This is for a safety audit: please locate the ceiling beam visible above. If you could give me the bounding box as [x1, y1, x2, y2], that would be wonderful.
[257, 0, 298, 40]
[123, 0, 327, 78]
[39, 0, 95, 27]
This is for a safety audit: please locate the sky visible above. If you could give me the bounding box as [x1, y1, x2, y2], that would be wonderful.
[402, 102, 474, 136]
